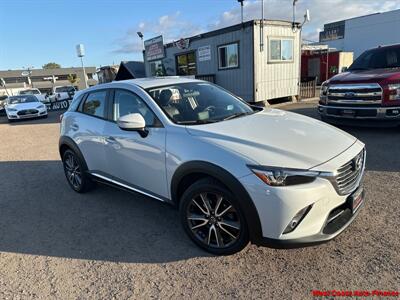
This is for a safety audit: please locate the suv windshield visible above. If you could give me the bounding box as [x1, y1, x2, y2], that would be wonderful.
[349, 47, 400, 70]
[55, 86, 75, 93]
[147, 82, 255, 124]
[20, 89, 40, 95]
[8, 95, 38, 104]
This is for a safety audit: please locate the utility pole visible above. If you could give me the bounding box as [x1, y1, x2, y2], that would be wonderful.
[237, 0, 244, 25]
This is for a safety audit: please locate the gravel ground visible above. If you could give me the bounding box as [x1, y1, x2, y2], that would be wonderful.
[0, 104, 399, 299]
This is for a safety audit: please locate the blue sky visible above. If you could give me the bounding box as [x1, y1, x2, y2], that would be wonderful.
[1, 0, 399, 70]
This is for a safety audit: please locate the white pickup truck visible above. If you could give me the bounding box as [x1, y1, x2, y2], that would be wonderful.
[18, 88, 48, 103]
[53, 85, 76, 101]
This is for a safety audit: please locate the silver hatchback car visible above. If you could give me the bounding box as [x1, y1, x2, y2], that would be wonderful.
[60, 77, 365, 255]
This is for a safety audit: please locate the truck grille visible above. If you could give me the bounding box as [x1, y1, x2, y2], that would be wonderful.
[334, 150, 365, 195]
[327, 83, 382, 105]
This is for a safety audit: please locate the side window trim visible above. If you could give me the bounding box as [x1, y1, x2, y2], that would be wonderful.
[111, 88, 164, 128]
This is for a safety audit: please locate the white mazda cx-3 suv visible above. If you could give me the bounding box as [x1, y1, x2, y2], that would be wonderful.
[59, 77, 365, 255]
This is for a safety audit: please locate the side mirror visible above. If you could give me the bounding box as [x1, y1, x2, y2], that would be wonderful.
[341, 66, 348, 72]
[117, 113, 148, 137]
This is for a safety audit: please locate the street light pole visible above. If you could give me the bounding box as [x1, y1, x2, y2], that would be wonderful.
[80, 56, 88, 89]
[76, 44, 88, 89]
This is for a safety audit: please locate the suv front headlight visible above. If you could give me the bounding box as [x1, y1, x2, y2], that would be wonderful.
[388, 83, 400, 101]
[248, 166, 319, 186]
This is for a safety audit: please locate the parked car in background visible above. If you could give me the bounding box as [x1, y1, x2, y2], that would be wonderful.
[5, 95, 47, 121]
[18, 88, 47, 103]
[53, 85, 76, 101]
[0, 95, 8, 113]
[319, 43, 400, 126]
[59, 77, 365, 255]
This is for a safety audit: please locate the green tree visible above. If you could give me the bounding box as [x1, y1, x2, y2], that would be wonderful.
[42, 62, 61, 69]
[67, 74, 79, 85]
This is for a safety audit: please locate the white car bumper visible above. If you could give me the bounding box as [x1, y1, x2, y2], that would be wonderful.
[240, 141, 365, 247]
[7, 108, 48, 120]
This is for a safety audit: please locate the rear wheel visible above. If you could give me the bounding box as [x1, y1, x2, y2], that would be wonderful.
[179, 178, 249, 255]
[62, 149, 94, 193]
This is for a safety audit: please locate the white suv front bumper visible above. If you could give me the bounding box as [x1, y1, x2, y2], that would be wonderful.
[240, 141, 365, 247]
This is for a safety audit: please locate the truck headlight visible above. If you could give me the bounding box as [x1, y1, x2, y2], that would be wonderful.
[248, 166, 319, 186]
[321, 81, 329, 95]
[388, 83, 400, 101]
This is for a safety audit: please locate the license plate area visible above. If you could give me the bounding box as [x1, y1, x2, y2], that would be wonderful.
[348, 187, 364, 214]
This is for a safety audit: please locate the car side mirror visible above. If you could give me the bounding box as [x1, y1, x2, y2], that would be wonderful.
[117, 113, 148, 137]
[341, 66, 348, 72]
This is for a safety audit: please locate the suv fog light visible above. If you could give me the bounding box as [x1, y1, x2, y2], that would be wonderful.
[283, 205, 312, 234]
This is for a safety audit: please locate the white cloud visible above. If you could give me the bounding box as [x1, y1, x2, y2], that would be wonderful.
[112, 11, 203, 54]
[210, 0, 400, 42]
[113, 1, 400, 54]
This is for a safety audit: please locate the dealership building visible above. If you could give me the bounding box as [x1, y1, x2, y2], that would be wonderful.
[143, 19, 301, 103]
[0, 67, 97, 96]
[319, 9, 400, 58]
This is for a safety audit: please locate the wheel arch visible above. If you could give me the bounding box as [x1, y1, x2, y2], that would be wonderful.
[171, 161, 263, 244]
[59, 136, 89, 171]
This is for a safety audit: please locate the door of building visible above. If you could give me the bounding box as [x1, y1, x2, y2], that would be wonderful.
[176, 52, 197, 75]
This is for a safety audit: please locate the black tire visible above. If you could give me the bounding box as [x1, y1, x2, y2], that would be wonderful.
[62, 149, 94, 193]
[179, 177, 249, 255]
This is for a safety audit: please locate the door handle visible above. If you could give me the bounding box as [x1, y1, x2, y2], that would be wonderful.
[71, 123, 79, 131]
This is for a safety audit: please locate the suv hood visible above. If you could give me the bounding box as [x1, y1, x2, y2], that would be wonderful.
[186, 109, 357, 170]
[330, 68, 400, 84]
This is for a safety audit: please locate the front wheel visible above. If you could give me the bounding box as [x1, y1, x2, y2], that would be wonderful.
[62, 149, 94, 193]
[179, 178, 249, 255]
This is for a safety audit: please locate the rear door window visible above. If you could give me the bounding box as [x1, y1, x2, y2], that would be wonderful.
[81, 90, 107, 118]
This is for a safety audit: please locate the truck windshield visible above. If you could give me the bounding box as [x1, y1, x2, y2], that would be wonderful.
[147, 82, 255, 125]
[20, 89, 40, 95]
[349, 47, 400, 70]
[55, 86, 75, 93]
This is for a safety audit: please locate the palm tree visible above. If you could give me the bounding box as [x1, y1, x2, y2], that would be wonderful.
[67, 74, 80, 86]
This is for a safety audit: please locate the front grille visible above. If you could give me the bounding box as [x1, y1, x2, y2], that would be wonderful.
[334, 150, 365, 195]
[17, 109, 38, 116]
[326, 108, 378, 117]
[327, 83, 382, 105]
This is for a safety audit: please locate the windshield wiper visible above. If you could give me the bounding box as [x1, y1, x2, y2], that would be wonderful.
[176, 119, 218, 125]
[223, 112, 252, 121]
[349, 67, 370, 71]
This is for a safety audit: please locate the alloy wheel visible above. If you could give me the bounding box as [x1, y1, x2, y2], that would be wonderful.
[63, 153, 82, 189]
[186, 192, 241, 248]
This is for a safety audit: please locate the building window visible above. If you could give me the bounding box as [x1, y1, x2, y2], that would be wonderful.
[150, 60, 165, 76]
[176, 52, 196, 75]
[269, 38, 294, 62]
[218, 43, 239, 69]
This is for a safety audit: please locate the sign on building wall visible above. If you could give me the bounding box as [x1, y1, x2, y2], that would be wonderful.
[319, 21, 345, 42]
[144, 35, 165, 61]
[198, 45, 211, 62]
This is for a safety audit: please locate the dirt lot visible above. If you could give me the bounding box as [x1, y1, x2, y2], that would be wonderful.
[0, 104, 399, 299]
